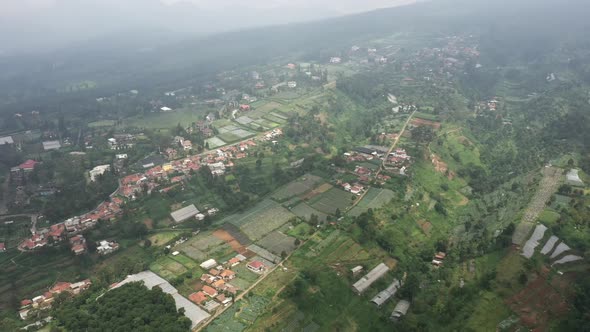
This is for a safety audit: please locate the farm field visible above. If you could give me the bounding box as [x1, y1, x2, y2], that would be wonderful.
[291, 202, 329, 222]
[220, 199, 295, 241]
[308, 188, 353, 215]
[348, 188, 396, 217]
[149, 256, 188, 280]
[256, 231, 298, 256]
[272, 174, 324, 202]
[124, 108, 203, 129]
[87, 120, 116, 128]
[205, 137, 227, 148]
[147, 231, 181, 247]
[0, 215, 33, 249]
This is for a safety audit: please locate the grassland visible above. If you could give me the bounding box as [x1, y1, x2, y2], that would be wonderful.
[348, 188, 396, 217]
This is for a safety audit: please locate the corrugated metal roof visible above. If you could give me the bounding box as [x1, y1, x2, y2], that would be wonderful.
[352, 263, 389, 294]
[370, 279, 401, 306]
[170, 204, 200, 223]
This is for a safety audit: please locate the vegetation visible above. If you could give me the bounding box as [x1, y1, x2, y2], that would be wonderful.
[53, 282, 191, 331]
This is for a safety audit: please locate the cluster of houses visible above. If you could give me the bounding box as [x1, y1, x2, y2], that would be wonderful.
[19, 197, 124, 253]
[188, 256, 268, 313]
[384, 148, 411, 175]
[19, 279, 92, 320]
[351, 263, 411, 322]
[189, 258, 241, 312]
[476, 97, 499, 112]
[107, 134, 135, 150]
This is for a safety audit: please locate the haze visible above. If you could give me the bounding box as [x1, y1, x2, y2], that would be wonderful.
[0, 0, 417, 54]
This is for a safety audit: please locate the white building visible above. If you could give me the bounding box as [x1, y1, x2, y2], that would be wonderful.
[89, 165, 111, 182]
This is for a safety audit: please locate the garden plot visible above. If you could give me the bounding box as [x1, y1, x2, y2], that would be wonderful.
[521, 224, 547, 258]
[291, 203, 329, 222]
[262, 114, 287, 124]
[270, 112, 288, 120]
[150, 257, 188, 280]
[272, 174, 324, 201]
[218, 125, 240, 133]
[257, 231, 298, 256]
[177, 232, 225, 261]
[348, 188, 395, 217]
[247, 244, 281, 263]
[205, 137, 226, 148]
[236, 116, 254, 125]
[221, 199, 295, 241]
[309, 188, 353, 215]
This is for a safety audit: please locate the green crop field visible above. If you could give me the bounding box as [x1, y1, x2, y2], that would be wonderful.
[272, 174, 324, 201]
[87, 120, 116, 128]
[309, 188, 353, 215]
[291, 202, 329, 222]
[124, 108, 203, 129]
[348, 188, 396, 217]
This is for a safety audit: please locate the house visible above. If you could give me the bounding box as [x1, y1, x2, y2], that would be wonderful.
[239, 104, 251, 111]
[97, 240, 119, 255]
[434, 252, 446, 260]
[287, 81, 297, 88]
[209, 268, 220, 277]
[208, 162, 226, 176]
[342, 183, 352, 191]
[70, 235, 87, 255]
[69, 279, 92, 294]
[206, 112, 216, 122]
[351, 265, 363, 275]
[390, 300, 411, 321]
[20, 299, 32, 308]
[189, 291, 207, 305]
[212, 279, 225, 289]
[200, 259, 218, 270]
[216, 294, 232, 305]
[42, 140, 61, 151]
[89, 165, 111, 182]
[247, 260, 266, 273]
[330, 57, 342, 64]
[19, 159, 38, 172]
[160, 106, 173, 112]
[202, 285, 218, 297]
[220, 269, 236, 280]
[228, 257, 241, 267]
[182, 140, 193, 151]
[0, 243, 5, 252]
[350, 185, 364, 195]
[352, 263, 389, 294]
[170, 204, 200, 223]
[0, 136, 14, 145]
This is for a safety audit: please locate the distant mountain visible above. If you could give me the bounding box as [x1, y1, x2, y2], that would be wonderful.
[0, 0, 418, 54]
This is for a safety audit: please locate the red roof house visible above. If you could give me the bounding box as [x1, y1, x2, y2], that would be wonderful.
[189, 291, 207, 304]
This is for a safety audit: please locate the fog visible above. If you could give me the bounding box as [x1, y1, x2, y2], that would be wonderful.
[0, 0, 417, 54]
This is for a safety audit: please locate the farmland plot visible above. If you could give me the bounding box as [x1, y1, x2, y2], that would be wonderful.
[348, 188, 395, 217]
[205, 137, 226, 148]
[291, 202, 329, 222]
[220, 199, 295, 241]
[309, 188, 353, 215]
[272, 174, 324, 201]
[257, 231, 298, 255]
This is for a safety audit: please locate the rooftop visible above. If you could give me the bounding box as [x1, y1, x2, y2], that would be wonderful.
[170, 204, 200, 223]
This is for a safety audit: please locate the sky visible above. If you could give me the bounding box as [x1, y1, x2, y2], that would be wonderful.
[0, 0, 416, 54]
